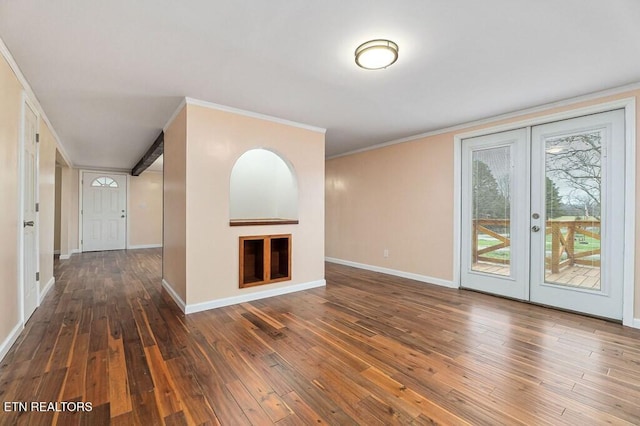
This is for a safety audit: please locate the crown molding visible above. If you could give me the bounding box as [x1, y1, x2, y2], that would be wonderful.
[185, 97, 327, 134]
[327, 81, 640, 160]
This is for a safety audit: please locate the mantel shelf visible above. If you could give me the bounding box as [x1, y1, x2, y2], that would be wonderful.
[230, 218, 299, 227]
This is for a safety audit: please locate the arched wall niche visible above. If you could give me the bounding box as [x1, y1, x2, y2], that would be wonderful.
[229, 148, 299, 223]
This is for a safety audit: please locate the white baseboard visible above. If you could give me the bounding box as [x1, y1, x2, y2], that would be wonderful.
[40, 277, 55, 303]
[161, 279, 187, 312]
[631, 318, 640, 330]
[325, 257, 457, 289]
[60, 248, 81, 260]
[185, 279, 326, 315]
[0, 322, 23, 363]
[128, 244, 163, 250]
[54, 250, 60, 255]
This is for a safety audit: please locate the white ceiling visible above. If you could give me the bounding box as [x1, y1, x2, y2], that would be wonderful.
[1, 1, 639, 169]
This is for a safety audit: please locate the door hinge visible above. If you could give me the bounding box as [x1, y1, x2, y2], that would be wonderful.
[35, 272, 40, 281]
[35, 203, 39, 212]
[35, 133, 40, 143]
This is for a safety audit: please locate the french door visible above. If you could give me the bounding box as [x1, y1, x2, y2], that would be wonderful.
[461, 110, 625, 320]
[461, 129, 529, 299]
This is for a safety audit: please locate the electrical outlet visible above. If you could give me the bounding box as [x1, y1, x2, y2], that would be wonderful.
[383, 249, 389, 258]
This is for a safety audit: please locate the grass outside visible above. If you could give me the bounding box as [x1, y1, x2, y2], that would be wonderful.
[477, 233, 600, 262]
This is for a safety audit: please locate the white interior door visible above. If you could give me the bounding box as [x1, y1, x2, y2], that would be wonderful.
[460, 129, 529, 299]
[530, 110, 625, 320]
[82, 172, 127, 252]
[22, 100, 39, 321]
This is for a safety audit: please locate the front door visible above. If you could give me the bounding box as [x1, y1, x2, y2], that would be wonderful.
[22, 100, 39, 321]
[82, 172, 127, 252]
[460, 110, 625, 320]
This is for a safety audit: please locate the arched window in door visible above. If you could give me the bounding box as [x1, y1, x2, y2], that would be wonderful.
[91, 176, 119, 188]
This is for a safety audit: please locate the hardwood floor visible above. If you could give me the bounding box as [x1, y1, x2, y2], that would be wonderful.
[1, 249, 640, 425]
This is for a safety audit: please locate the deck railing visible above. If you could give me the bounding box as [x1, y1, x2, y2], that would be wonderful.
[473, 219, 601, 273]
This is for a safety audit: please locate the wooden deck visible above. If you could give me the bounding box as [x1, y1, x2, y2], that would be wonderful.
[1, 249, 639, 424]
[473, 262, 601, 290]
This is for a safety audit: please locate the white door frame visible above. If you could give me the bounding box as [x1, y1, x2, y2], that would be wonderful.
[453, 97, 636, 327]
[79, 169, 130, 252]
[18, 91, 41, 324]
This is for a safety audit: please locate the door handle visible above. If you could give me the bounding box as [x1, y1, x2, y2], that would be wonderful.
[531, 225, 540, 232]
[23, 220, 34, 227]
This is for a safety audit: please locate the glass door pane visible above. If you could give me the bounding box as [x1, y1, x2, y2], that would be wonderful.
[471, 147, 511, 276]
[544, 132, 601, 290]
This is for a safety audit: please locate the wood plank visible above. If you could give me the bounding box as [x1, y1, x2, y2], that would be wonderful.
[280, 390, 326, 425]
[85, 349, 109, 406]
[177, 341, 248, 424]
[54, 396, 83, 426]
[107, 333, 132, 417]
[165, 355, 220, 425]
[80, 402, 111, 426]
[164, 411, 190, 426]
[225, 380, 273, 425]
[121, 326, 154, 396]
[144, 344, 183, 419]
[89, 304, 108, 353]
[361, 366, 470, 425]
[110, 411, 136, 426]
[131, 388, 163, 425]
[61, 333, 90, 400]
[131, 298, 157, 347]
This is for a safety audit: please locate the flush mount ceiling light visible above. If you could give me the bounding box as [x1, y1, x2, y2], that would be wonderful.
[354, 39, 399, 70]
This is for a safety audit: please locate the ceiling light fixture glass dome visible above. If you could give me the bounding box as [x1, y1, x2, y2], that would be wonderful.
[355, 39, 399, 70]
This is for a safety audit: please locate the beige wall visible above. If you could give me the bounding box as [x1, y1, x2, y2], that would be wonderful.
[59, 167, 79, 258]
[326, 89, 640, 319]
[54, 166, 61, 252]
[163, 103, 325, 307]
[327, 135, 454, 280]
[38, 122, 57, 292]
[163, 108, 187, 301]
[129, 171, 163, 247]
[0, 51, 22, 350]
